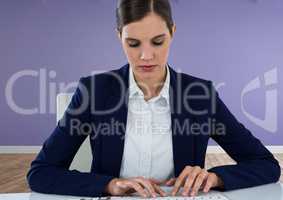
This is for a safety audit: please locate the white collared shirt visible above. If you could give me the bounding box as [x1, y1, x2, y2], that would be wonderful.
[119, 65, 174, 181]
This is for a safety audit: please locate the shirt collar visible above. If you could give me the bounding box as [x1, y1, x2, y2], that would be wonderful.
[129, 64, 170, 102]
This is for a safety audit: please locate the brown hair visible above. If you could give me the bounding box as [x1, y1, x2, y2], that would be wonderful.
[116, 0, 174, 36]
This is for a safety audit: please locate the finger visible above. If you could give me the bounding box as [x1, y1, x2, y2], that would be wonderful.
[171, 176, 186, 196]
[203, 174, 215, 193]
[182, 166, 202, 196]
[190, 170, 209, 197]
[165, 178, 176, 186]
[149, 178, 164, 185]
[199, 177, 207, 190]
[133, 178, 157, 198]
[122, 181, 148, 198]
[153, 184, 167, 197]
[171, 166, 192, 196]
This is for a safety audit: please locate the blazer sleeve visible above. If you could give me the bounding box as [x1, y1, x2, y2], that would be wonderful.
[207, 82, 281, 191]
[26, 77, 115, 197]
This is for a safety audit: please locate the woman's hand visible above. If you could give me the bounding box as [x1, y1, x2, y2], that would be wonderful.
[171, 166, 224, 197]
[105, 177, 167, 198]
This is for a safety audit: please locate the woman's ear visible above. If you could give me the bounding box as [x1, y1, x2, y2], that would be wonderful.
[172, 23, 176, 36]
[116, 28, 122, 41]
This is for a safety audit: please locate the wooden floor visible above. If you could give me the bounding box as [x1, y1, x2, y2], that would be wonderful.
[0, 154, 282, 193]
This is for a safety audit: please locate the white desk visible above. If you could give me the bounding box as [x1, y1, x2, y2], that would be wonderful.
[0, 183, 282, 200]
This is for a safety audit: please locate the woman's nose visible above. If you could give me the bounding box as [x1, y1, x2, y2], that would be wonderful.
[140, 47, 154, 61]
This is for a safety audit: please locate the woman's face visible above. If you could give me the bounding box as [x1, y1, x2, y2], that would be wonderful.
[119, 12, 175, 83]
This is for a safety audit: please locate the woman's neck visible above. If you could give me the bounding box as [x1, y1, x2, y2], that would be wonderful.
[134, 67, 167, 101]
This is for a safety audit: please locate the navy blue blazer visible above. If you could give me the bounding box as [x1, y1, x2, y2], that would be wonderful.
[27, 64, 281, 197]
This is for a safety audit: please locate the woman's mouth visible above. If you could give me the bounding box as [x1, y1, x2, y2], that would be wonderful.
[139, 65, 157, 72]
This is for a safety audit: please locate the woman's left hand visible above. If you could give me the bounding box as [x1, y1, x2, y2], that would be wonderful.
[171, 166, 224, 197]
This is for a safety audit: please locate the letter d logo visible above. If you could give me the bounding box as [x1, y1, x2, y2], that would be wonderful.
[241, 68, 278, 133]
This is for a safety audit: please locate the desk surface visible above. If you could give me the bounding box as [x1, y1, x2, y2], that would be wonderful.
[0, 183, 282, 200]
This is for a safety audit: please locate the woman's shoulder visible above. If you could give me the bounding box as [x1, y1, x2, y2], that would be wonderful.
[76, 64, 129, 92]
[181, 72, 211, 84]
[169, 68, 213, 88]
[166, 64, 211, 84]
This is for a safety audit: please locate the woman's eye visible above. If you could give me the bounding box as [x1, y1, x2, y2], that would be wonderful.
[127, 40, 163, 47]
[152, 40, 164, 46]
[128, 42, 140, 48]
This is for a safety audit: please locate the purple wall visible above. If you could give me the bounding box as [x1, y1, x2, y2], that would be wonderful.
[0, 0, 282, 145]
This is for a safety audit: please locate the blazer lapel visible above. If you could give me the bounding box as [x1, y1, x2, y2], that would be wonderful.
[100, 64, 129, 177]
[168, 65, 196, 177]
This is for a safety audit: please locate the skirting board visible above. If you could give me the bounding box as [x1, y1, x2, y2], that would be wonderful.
[0, 145, 283, 154]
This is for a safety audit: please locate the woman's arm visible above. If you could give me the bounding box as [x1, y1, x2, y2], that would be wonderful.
[208, 82, 281, 191]
[26, 77, 115, 197]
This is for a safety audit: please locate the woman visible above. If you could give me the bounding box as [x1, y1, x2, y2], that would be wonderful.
[27, 0, 281, 198]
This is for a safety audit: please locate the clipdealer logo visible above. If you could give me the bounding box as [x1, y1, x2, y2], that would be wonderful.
[241, 68, 278, 133]
[4, 68, 105, 115]
[5, 67, 279, 134]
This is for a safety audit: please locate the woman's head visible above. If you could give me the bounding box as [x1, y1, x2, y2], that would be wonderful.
[116, 0, 174, 36]
[116, 0, 176, 85]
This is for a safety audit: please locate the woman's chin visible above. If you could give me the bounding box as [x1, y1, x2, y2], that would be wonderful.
[137, 72, 156, 81]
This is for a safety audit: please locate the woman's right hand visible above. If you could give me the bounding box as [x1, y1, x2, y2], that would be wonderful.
[105, 177, 167, 198]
